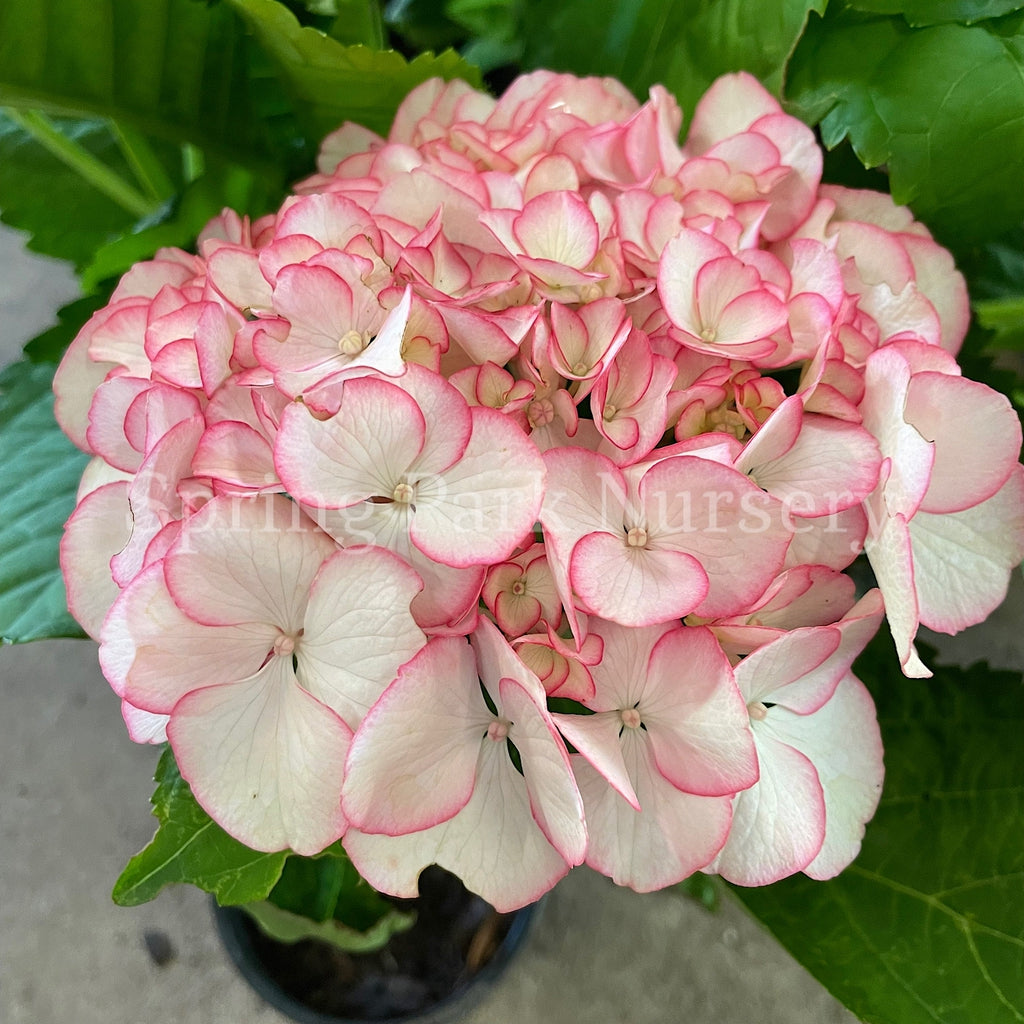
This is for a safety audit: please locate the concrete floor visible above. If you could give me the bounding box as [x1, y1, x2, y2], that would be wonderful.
[2, 222, 1018, 1024]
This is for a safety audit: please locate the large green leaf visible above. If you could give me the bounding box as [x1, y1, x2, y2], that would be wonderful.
[843, 0, 1024, 25]
[520, 0, 826, 112]
[113, 747, 288, 907]
[733, 639, 1024, 1024]
[0, 114, 152, 269]
[786, 10, 1024, 243]
[0, 360, 89, 644]
[0, 0, 271, 165]
[225, 0, 482, 142]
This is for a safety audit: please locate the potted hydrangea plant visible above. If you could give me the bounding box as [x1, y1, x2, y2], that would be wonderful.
[3, 2, 1024, 1022]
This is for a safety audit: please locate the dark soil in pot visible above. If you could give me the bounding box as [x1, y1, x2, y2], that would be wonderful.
[215, 865, 538, 1023]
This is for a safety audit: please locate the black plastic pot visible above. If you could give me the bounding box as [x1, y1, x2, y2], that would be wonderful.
[214, 866, 542, 1024]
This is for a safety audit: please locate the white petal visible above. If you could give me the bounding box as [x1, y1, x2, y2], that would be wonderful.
[276, 376, 427, 509]
[642, 627, 757, 796]
[500, 676, 587, 866]
[733, 625, 840, 710]
[712, 729, 825, 886]
[344, 739, 571, 912]
[410, 407, 545, 567]
[60, 480, 133, 640]
[101, 561, 274, 710]
[865, 508, 931, 677]
[121, 702, 169, 744]
[910, 465, 1024, 635]
[165, 494, 336, 629]
[342, 637, 491, 835]
[169, 656, 351, 855]
[767, 674, 884, 880]
[570, 532, 709, 626]
[299, 547, 426, 728]
[552, 711, 639, 810]
[577, 730, 732, 892]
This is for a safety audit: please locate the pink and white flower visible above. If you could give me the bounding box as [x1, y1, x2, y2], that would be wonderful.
[555, 620, 757, 891]
[343, 618, 585, 911]
[99, 494, 426, 854]
[54, 66, 1023, 912]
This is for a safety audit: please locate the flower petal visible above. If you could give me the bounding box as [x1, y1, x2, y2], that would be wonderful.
[571, 531, 709, 626]
[499, 674, 587, 865]
[344, 738, 572, 912]
[298, 546, 426, 728]
[768, 673, 884, 881]
[101, 561, 274, 711]
[342, 637, 490, 836]
[60, 480, 132, 640]
[576, 730, 733, 892]
[711, 730, 825, 886]
[642, 627, 758, 796]
[910, 465, 1024, 634]
[169, 656, 351, 855]
[164, 494, 336, 629]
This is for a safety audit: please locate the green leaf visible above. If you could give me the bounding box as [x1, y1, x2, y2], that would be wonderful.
[786, 10, 1024, 243]
[733, 638, 1024, 1024]
[256, 848, 415, 950]
[974, 296, 1024, 350]
[0, 0, 273, 166]
[0, 113, 151, 269]
[269, 851, 348, 922]
[673, 872, 722, 913]
[385, 0, 466, 51]
[245, 897, 414, 951]
[113, 747, 288, 907]
[446, 0, 519, 38]
[843, 1, 1024, 26]
[0, 360, 89, 644]
[225, 0, 482, 143]
[327, 0, 385, 46]
[446, 0, 524, 71]
[520, 0, 826, 112]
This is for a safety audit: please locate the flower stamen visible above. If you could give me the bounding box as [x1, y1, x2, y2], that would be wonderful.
[338, 329, 370, 356]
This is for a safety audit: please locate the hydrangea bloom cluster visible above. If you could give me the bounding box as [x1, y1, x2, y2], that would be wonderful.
[55, 71, 1024, 912]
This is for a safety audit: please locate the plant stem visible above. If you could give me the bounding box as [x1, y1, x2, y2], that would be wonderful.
[111, 122, 176, 202]
[4, 109, 158, 219]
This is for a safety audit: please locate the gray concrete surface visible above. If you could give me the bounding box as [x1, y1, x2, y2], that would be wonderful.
[2, 221, 1017, 1024]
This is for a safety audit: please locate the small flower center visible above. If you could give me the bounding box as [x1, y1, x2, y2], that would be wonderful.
[487, 719, 511, 742]
[392, 482, 416, 504]
[700, 325, 717, 344]
[338, 329, 370, 356]
[706, 406, 747, 441]
[747, 701, 769, 721]
[625, 526, 648, 548]
[273, 633, 297, 657]
[528, 398, 555, 427]
[511, 578, 528, 596]
[571, 360, 590, 376]
[603, 403, 618, 421]
[620, 707, 642, 730]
